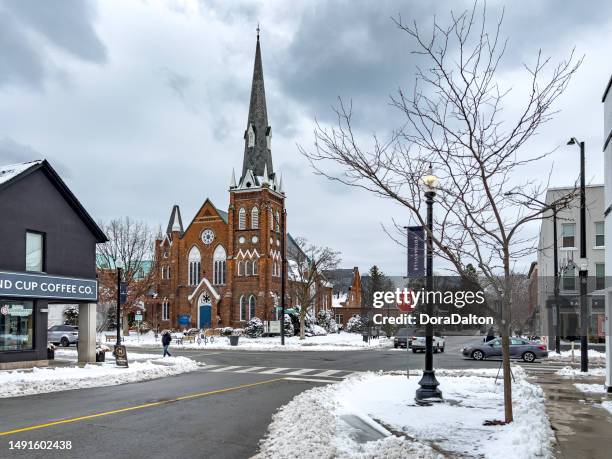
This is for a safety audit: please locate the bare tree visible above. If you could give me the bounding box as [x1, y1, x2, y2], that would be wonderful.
[300, 3, 581, 422]
[97, 218, 158, 335]
[288, 237, 341, 339]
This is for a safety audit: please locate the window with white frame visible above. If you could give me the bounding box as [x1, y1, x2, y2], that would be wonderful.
[25, 231, 44, 272]
[162, 300, 170, 321]
[562, 266, 576, 291]
[237, 260, 244, 276]
[335, 314, 343, 325]
[213, 245, 226, 285]
[273, 260, 278, 277]
[251, 207, 259, 229]
[188, 246, 201, 286]
[245, 259, 252, 276]
[249, 295, 256, 319]
[252, 259, 258, 275]
[561, 223, 575, 248]
[238, 208, 246, 230]
[595, 222, 605, 247]
[275, 211, 280, 232]
[239, 295, 246, 321]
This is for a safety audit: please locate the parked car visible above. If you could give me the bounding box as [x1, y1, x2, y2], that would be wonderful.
[393, 328, 413, 348]
[48, 325, 79, 347]
[462, 337, 548, 362]
[409, 330, 445, 353]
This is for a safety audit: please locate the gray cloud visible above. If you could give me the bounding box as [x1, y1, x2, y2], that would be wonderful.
[0, 137, 72, 178]
[0, 0, 106, 89]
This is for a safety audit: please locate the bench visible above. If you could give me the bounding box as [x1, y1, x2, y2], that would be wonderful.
[105, 335, 115, 343]
[173, 335, 196, 345]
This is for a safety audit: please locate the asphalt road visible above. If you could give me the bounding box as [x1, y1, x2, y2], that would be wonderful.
[0, 336, 496, 459]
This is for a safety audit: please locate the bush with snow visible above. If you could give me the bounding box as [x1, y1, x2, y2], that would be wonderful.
[345, 315, 365, 333]
[244, 318, 264, 338]
[216, 327, 234, 336]
[283, 314, 294, 337]
[317, 309, 338, 333]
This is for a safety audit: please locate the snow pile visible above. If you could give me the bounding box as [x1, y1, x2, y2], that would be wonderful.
[556, 366, 606, 377]
[257, 368, 553, 459]
[574, 383, 607, 394]
[113, 331, 391, 351]
[548, 349, 606, 361]
[601, 401, 612, 416]
[0, 356, 200, 398]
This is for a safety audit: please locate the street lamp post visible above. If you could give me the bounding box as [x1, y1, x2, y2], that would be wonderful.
[280, 209, 287, 346]
[116, 259, 124, 348]
[567, 137, 588, 373]
[552, 205, 561, 354]
[415, 165, 442, 403]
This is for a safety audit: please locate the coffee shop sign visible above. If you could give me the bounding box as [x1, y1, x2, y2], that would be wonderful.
[0, 271, 98, 301]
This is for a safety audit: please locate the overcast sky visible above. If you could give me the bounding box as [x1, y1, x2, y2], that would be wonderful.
[1, 0, 611, 276]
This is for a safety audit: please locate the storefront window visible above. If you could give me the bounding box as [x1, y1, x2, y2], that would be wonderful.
[0, 300, 34, 351]
[26, 231, 44, 272]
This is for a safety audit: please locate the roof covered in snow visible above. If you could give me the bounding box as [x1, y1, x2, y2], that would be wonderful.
[0, 160, 43, 187]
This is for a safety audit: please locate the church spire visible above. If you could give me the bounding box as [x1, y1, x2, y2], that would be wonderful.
[242, 27, 273, 182]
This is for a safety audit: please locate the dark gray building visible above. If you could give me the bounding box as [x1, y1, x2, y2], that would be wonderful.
[0, 160, 107, 369]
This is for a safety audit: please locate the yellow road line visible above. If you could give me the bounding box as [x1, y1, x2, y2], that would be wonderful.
[0, 378, 284, 437]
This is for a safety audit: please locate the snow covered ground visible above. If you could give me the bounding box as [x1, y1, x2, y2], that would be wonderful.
[548, 349, 606, 362]
[0, 349, 200, 398]
[555, 366, 607, 377]
[574, 383, 608, 394]
[110, 331, 392, 351]
[257, 368, 553, 459]
[602, 401, 612, 416]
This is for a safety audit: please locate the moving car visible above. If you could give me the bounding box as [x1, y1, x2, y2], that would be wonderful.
[48, 324, 79, 347]
[410, 330, 445, 353]
[462, 337, 548, 362]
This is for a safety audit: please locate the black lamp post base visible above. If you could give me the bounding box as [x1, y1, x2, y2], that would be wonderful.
[415, 370, 443, 404]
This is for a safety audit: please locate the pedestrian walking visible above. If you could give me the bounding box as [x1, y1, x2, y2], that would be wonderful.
[485, 327, 495, 343]
[162, 330, 172, 357]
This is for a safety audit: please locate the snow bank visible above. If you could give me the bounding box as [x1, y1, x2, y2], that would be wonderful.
[601, 401, 612, 416]
[548, 349, 606, 361]
[0, 356, 200, 398]
[257, 368, 553, 459]
[112, 331, 391, 352]
[574, 383, 607, 394]
[556, 366, 606, 377]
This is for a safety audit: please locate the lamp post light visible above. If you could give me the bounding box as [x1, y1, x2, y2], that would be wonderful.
[567, 137, 588, 373]
[280, 208, 287, 346]
[116, 259, 125, 348]
[415, 165, 443, 403]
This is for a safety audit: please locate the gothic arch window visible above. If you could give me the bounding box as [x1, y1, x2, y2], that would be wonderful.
[249, 295, 256, 319]
[245, 259, 252, 276]
[270, 209, 273, 230]
[273, 260, 278, 277]
[188, 246, 201, 286]
[237, 260, 244, 277]
[247, 124, 255, 147]
[251, 207, 259, 229]
[252, 259, 258, 275]
[275, 211, 280, 232]
[240, 295, 247, 321]
[162, 299, 170, 321]
[238, 208, 246, 230]
[213, 245, 226, 285]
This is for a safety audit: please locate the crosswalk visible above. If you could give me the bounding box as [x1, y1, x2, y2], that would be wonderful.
[199, 364, 360, 379]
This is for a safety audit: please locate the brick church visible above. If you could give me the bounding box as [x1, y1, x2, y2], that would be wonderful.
[150, 32, 331, 330]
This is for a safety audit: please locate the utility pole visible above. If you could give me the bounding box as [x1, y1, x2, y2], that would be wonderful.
[280, 208, 287, 346]
[552, 205, 561, 354]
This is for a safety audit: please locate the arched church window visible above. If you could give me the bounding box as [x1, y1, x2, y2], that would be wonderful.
[238, 208, 246, 230]
[275, 211, 280, 232]
[188, 246, 201, 286]
[247, 124, 255, 147]
[251, 207, 259, 229]
[213, 245, 226, 285]
[270, 209, 273, 230]
[249, 295, 256, 319]
[245, 259, 252, 276]
[240, 295, 247, 321]
[252, 259, 258, 275]
[237, 260, 244, 277]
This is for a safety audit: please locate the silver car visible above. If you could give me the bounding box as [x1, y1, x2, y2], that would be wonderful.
[462, 337, 548, 362]
[48, 325, 79, 347]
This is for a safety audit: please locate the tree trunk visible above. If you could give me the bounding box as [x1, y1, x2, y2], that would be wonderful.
[300, 310, 306, 340]
[122, 312, 130, 336]
[501, 334, 513, 423]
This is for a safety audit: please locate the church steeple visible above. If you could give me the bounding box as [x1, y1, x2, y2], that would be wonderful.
[241, 28, 273, 182]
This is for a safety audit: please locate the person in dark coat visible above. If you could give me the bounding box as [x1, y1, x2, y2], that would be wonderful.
[161, 331, 172, 357]
[485, 327, 495, 342]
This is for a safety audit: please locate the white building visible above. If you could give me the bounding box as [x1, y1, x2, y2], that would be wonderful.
[603, 74, 612, 391]
[537, 185, 606, 343]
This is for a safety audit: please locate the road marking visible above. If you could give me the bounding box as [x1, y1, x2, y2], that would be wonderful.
[0, 378, 284, 437]
[234, 366, 267, 373]
[283, 368, 316, 376]
[311, 369, 344, 377]
[209, 365, 243, 372]
[284, 377, 339, 384]
[258, 367, 293, 374]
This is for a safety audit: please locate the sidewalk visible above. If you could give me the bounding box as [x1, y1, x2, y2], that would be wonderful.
[533, 370, 612, 458]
